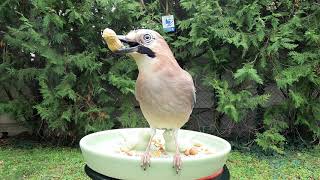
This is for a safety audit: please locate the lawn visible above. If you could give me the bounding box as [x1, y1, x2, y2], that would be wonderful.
[0, 141, 319, 180]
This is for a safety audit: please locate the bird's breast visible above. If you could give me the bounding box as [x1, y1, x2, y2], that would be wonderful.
[135, 70, 194, 128]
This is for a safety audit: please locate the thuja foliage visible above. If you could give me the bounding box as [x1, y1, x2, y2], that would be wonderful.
[0, 0, 319, 151]
[0, 0, 147, 142]
[173, 0, 320, 153]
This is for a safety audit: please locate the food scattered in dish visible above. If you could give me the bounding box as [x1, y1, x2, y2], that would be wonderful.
[117, 137, 214, 158]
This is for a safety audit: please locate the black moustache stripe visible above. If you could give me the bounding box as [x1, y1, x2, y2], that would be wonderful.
[137, 45, 156, 58]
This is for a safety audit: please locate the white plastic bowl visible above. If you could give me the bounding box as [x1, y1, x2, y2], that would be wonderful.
[80, 128, 231, 180]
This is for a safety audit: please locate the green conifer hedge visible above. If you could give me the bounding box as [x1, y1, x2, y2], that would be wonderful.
[0, 0, 319, 152]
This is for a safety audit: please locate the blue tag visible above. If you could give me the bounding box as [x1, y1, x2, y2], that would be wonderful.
[162, 15, 175, 32]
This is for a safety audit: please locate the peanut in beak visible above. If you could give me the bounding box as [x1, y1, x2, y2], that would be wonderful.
[102, 28, 124, 52]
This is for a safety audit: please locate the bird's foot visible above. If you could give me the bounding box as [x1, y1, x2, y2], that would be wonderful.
[141, 151, 151, 170]
[173, 153, 182, 174]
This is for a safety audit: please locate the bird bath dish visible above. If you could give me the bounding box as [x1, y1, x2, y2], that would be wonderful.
[80, 128, 231, 180]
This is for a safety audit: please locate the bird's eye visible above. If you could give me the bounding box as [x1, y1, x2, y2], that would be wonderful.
[143, 34, 153, 44]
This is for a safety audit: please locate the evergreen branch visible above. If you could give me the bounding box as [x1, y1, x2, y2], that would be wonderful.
[3, 86, 13, 100]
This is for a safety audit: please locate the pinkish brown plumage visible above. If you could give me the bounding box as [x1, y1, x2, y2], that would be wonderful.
[113, 29, 196, 173]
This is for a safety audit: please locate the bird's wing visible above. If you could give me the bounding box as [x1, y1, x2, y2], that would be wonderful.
[192, 84, 196, 109]
[182, 70, 196, 109]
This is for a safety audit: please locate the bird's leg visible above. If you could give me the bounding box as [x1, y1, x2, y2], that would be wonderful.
[141, 128, 156, 170]
[172, 128, 182, 173]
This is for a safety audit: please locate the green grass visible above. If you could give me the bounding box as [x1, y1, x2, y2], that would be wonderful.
[227, 147, 320, 179]
[0, 145, 88, 180]
[0, 143, 319, 180]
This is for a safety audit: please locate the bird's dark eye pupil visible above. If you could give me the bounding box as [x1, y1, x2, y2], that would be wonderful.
[143, 34, 153, 43]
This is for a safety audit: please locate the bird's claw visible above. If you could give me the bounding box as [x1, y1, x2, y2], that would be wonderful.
[141, 151, 151, 170]
[173, 153, 182, 174]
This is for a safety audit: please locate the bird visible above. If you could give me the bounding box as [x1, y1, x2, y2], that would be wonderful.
[103, 29, 196, 173]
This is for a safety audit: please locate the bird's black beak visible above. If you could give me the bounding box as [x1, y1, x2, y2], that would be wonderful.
[115, 35, 156, 58]
[114, 35, 140, 54]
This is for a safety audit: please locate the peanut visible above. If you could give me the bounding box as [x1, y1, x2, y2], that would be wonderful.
[189, 147, 198, 155]
[184, 148, 190, 156]
[102, 28, 124, 52]
[193, 142, 203, 147]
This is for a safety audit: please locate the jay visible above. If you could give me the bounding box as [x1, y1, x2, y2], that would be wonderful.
[103, 29, 196, 173]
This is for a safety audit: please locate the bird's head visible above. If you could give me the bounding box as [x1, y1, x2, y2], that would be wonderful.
[114, 29, 176, 69]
